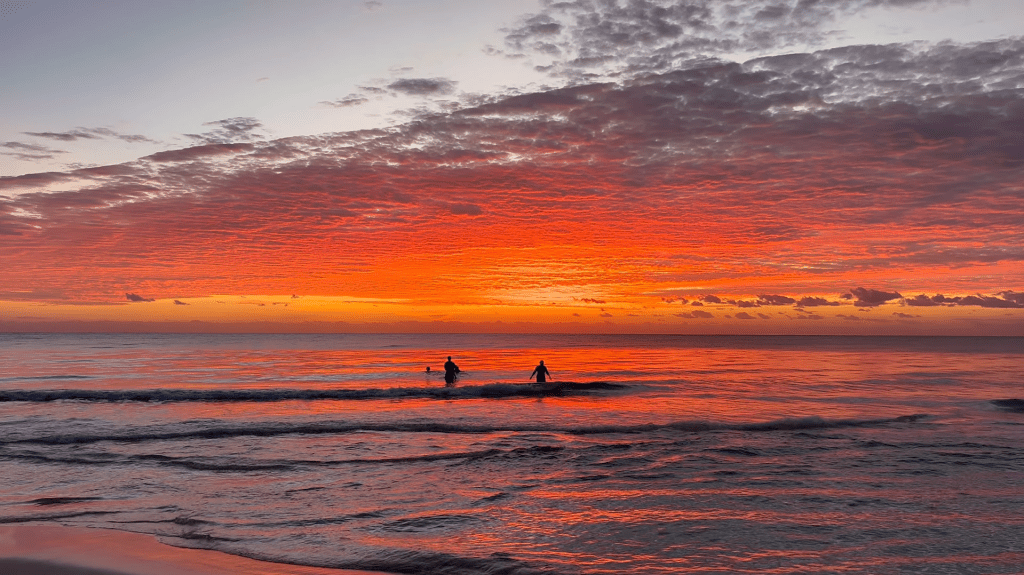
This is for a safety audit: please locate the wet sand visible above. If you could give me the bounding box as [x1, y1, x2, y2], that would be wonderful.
[0, 525, 388, 575]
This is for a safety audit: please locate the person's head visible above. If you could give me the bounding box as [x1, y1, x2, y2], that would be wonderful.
[447, 356, 451, 360]
[539, 360, 544, 365]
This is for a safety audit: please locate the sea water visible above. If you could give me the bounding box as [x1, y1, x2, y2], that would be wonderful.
[1, 333, 1023, 574]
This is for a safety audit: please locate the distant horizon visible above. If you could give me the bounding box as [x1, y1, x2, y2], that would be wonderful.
[4, 321, 1023, 337]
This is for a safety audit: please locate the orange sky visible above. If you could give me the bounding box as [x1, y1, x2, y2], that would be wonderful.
[2, 2, 1023, 334]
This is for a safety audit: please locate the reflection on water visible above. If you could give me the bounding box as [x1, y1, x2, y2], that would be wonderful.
[1, 334, 1023, 574]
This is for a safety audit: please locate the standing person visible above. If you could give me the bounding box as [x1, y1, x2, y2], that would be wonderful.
[530, 360, 551, 383]
[443, 356, 460, 386]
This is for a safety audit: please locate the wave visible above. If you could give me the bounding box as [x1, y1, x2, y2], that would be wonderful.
[0, 375, 93, 382]
[184, 541, 563, 575]
[0, 414, 929, 447]
[0, 381, 622, 403]
[992, 399, 1024, 413]
[0, 446, 554, 472]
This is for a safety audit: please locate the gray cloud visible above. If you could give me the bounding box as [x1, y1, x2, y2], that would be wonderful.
[186, 118, 265, 145]
[850, 287, 903, 307]
[676, 310, 714, 318]
[387, 78, 457, 96]
[23, 127, 155, 144]
[2, 141, 68, 161]
[903, 294, 942, 307]
[143, 143, 255, 163]
[321, 95, 370, 108]
[23, 129, 101, 141]
[797, 297, 842, 307]
[757, 294, 796, 305]
[504, 0, 954, 78]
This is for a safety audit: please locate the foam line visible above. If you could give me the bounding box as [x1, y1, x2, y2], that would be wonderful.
[0, 381, 622, 403]
[0, 415, 929, 446]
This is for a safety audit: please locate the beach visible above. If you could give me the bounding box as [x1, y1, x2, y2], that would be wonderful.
[0, 525, 385, 575]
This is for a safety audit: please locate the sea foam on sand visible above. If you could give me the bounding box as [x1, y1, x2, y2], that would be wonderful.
[0, 525, 386, 575]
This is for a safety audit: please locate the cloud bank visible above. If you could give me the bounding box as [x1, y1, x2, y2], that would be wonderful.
[0, 0, 1021, 333]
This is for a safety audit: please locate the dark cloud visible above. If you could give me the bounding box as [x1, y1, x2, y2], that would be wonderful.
[1001, 291, 1024, 305]
[903, 294, 942, 307]
[797, 297, 842, 307]
[0, 172, 75, 189]
[2, 141, 64, 153]
[735, 311, 756, 319]
[321, 95, 370, 108]
[143, 143, 255, 163]
[504, 0, 950, 78]
[950, 294, 1024, 309]
[1, 141, 67, 161]
[23, 127, 155, 144]
[700, 295, 722, 303]
[893, 312, 918, 318]
[125, 293, 154, 302]
[758, 294, 796, 305]
[173, 300, 188, 305]
[676, 310, 714, 318]
[850, 287, 903, 307]
[186, 118, 265, 145]
[387, 78, 457, 96]
[22, 129, 101, 142]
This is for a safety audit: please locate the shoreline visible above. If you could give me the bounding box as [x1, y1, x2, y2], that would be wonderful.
[0, 525, 390, 575]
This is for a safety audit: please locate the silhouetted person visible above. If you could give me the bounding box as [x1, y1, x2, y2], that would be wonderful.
[530, 360, 551, 383]
[443, 356, 460, 386]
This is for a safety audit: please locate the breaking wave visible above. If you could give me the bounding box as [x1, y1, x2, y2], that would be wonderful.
[0, 414, 929, 446]
[0, 381, 621, 403]
[992, 398, 1024, 412]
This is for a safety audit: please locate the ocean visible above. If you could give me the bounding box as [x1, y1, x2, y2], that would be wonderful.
[1, 333, 1023, 574]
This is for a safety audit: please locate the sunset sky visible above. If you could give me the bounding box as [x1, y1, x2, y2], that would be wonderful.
[2, 0, 1023, 334]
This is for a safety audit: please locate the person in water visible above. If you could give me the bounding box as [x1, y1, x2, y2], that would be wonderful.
[443, 356, 460, 386]
[530, 360, 551, 383]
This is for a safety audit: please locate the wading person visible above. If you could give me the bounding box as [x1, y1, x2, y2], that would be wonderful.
[443, 356, 460, 386]
[530, 360, 551, 383]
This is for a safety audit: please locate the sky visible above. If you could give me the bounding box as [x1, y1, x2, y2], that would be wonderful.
[1, 0, 1023, 335]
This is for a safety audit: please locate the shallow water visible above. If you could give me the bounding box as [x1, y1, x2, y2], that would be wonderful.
[1, 334, 1023, 574]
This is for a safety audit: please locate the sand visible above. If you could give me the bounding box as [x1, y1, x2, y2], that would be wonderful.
[0, 525, 389, 575]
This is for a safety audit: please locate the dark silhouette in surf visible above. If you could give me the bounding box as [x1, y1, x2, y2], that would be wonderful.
[530, 360, 551, 383]
[443, 356, 460, 386]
